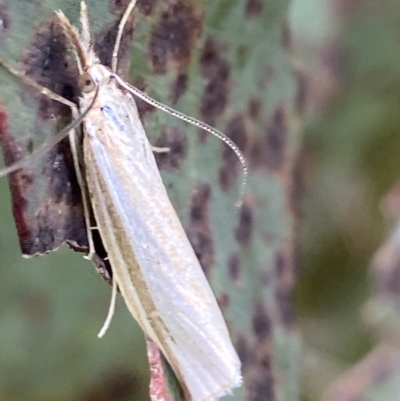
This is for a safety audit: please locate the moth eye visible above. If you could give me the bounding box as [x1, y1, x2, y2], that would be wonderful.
[79, 72, 96, 93]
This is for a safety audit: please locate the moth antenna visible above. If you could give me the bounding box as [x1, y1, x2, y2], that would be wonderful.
[79, 2, 99, 67]
[0, 86, 99, 178]
[112, 0, 138, 73]
[111, 74, 248, 207]
[98, 276, 118, 338]
[79, 2, 91, 51]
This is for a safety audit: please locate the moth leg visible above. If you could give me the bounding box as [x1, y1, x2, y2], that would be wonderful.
[112, 0, 138, 73]
[151, 146, 170, 154]
[68, 122, 96, 261]
[97, 275, 118, 338]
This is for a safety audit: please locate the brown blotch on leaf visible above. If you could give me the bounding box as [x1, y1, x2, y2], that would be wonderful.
[235, 333, 251, 372]
[21, 17, 80, 120]
[110, 0, 154, 16]
[0, 110, 87, 255]
[0, 0, 9, 38]
[0, 14, 119, 285]
[94, 16, 134, 76]
[276, 283, 295, 328]
[154, 127, 187, 171]
[248, 98, 262, 120]
[171, 72, 188, 104]
[281, 21, 291, 49]
[295, 70, 308, 115]
[235, 201, 254, 247]
[217, 293, 230, 311]
[289, 148, 305, 218]
[275, 249, 297, 328]
[228, 252, 241, 284]
[245, 0, 263, 18]
[247, 302, 275, 401]
[109, 0, 135, 14]
[200, 39, 231, 128]
[275, 251, 285, 278]
[186, 184, 215, 277]
[247, 361, 275, 401]
[251, 106, 287, 170]
[148, 1, 203, 74]
[137, 0, 155, 16]
[252, 301, 271, 341]
[219, 115, 248, 192]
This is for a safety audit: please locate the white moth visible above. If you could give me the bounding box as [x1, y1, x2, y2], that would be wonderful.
[0, 2, 248, 400]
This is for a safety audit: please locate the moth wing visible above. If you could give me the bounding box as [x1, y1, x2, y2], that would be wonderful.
[83, 96, 241, 401]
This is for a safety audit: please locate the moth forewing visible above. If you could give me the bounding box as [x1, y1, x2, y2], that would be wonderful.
[79, 65, 241, 400]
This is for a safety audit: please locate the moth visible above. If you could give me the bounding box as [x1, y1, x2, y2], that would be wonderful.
[0, 1, 248, 400]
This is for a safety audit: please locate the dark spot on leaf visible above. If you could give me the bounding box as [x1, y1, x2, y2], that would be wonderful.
[186, 184, 214, 277]
[228, 252, 241, 284]
[200, 39, 231, 129]
[235, 333, 251, 372]
[252, 302, 271, 341]
[0, 0, 9, 38]
[248, 98, 261, 120]
[109, 0, 133, 14]
[247, 303, 275, 401]
[94, 16, 134, 76]
[245, 0, 263, 18]
[235, 201, 253, 247]
[247, 366, 275, 401]
[276, 284, 295, 327]
[83, 369, 138, 401]
[265, 107, 286, 169]
[217, 293, 230, 311]
[295, 70, 308, 115]
[148, 1, 203, 74]
[171, 72, 188, 104]
[0, 109, 86, 255]
[22, 17, 79, 120]
[251, 106, 287, 170]
[275, 248, 297, 328]
[154, 127, 187, 171]
[136, 0, 155, 16]
[289, 149, 305, 217]
[275, 252, 285, 277]
[26, 139, 34, 154]
[0, 111, 112, 284]
[281, 21, 291, 49]
[219, 115, 248, 191]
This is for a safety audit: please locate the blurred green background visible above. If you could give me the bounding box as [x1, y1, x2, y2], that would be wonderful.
[2, 0, 400, 400]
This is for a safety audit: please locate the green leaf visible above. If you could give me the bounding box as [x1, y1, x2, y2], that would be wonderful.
[0, 1, 301, 400]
